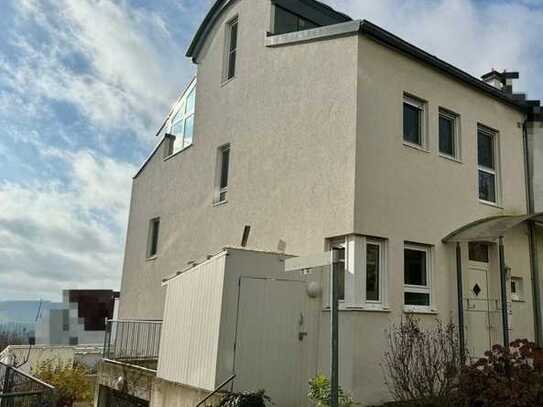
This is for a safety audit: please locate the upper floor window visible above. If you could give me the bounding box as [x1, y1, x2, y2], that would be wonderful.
[224, 17, 238, 82]
[273, 5, 318, 35]
[439, 108, 460, 159]
[147, 218, 160, 258]
[167, 80, 196, 155]
[215, 144, 230, 204]
[403, 94, 426, 148]
[404, 243, 432, 311]
[477, 126, 499, 204]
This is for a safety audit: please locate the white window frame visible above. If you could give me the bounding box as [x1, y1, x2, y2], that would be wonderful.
[438, 108, 461, 161]
[214, 144, 231, 204]
[167, 79, 196, 156]
[403, 243, 433, 313]
[327, 235, 388, 310]
[477, 125, 501, 206]
[403, 94, 427, 150]
[223, 16, 239, 83]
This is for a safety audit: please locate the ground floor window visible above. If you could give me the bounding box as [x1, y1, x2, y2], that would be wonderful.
[404, 243, 432, 310]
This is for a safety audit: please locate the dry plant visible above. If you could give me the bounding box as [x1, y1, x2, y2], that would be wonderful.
[383, 316, 462, 407]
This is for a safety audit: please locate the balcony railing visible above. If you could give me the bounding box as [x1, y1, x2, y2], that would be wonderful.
[0, 361, 55, 406]
[103, 320, 162, 370]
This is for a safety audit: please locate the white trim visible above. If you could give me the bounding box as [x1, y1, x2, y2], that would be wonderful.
[477, 125, 501, 205]
[214, 144, 231, 204]
[403, 93, 428, 150]
[403, 243, 432, 310]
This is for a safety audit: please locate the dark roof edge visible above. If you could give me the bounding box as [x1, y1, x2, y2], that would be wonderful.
[186, 0, 352, 62]
[133, 137, 169, 179]
[359, 20, 527, 113]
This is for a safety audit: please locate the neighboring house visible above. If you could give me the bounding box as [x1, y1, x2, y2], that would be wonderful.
[97, 1, 543, 406]
[36, 290, 118, 346]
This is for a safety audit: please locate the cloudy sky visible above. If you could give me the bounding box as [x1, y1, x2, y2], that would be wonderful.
[0, 0, 542, 302]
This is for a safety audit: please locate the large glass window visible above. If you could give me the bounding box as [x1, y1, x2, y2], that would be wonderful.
[404, 244, 431, 308]
[403, 95, 425, 147]
[478, 127, 498, 203]
[168, 80, 196, 155]
[274, 6, 318, 35]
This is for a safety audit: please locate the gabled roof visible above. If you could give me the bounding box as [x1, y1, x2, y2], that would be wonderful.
[186, 0, 351, 62]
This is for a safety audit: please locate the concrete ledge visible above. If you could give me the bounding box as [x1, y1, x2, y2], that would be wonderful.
[96, 359, 155, 402]
[265, 20, 361, 47]
[150, 377, 224, 407]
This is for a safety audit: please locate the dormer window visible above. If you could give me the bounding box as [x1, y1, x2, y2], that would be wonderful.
[273, 5, 318, 35]
[167, 79, 196, 156]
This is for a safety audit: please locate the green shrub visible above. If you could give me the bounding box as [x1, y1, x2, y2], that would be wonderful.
[308, 373, 358, 407]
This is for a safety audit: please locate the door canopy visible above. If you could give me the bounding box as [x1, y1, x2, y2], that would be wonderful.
[443, 213, 543, 243]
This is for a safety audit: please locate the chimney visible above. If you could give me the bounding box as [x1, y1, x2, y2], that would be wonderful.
[481, 69, 519, 94]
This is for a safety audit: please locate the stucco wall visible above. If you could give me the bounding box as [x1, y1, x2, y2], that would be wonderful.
[119, 0, 358, 319]
[528, 122, 543, 212]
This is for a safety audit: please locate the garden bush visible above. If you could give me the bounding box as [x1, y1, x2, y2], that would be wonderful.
[216, 389, 271, 407]
[307, 373, 358, 407]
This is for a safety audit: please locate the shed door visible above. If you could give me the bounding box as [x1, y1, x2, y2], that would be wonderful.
[234, 277, 313, 407]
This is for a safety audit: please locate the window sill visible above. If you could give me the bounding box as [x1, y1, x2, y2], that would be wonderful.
[213, 200, 228, 207]
[323, 305, 391, 313]
[403, 306, 438, 315]
[221, 76, 236, 88]
[146, 256, 158, 262]
[479, 199, 503, 209]
[439, 153, 462, 164]
[403, 142, 429, 153]
[163, 144, 193, 161]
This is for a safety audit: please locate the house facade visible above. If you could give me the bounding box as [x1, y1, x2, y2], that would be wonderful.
[100, 1, 543, 406]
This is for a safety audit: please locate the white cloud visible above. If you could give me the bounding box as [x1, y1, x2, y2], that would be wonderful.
[0, 150, 135, 301]
[331, 0, 543, 99]
[2, 0, 195, 142]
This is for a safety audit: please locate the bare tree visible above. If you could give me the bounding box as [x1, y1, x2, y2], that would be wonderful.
[383, 316, 463, 406]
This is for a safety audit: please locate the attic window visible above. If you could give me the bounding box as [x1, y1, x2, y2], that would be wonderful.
[168, 80, 196, 156]
[273, 5, 318, 35]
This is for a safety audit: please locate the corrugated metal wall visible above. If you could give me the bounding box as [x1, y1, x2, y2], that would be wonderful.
[157, 253, 227, 390]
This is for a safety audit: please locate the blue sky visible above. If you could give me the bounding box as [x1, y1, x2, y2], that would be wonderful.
[0, 0, 542, 302]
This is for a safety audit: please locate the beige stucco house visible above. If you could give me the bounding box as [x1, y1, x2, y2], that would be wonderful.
[95, 1, 543, 406]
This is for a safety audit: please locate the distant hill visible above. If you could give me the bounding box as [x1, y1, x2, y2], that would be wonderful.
[0, 301, 62, 322]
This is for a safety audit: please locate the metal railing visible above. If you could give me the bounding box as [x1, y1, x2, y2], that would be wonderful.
[103, 320, 162, 367]
[0, 361, 55, 407]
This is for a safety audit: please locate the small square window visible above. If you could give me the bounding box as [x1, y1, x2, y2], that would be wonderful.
[469, 242, 489, 263]
[403, 95, 426, 147]
[439, 109, 460, 159]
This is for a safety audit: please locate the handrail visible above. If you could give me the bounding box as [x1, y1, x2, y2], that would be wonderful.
[194, 374, 236, 407]
[0, 362, 55, 391]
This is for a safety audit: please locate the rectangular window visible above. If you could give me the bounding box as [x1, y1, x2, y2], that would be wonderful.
[511, 277, 523, 302]
[216, 145, 230, 203]
[366, 241, 381, 302]
[439, 109, 460, 159]
[274, 5, 318, 35]
[224, 17, 238, 82]
[147, 218, 160, 258]
[404, 244, 432, 308]
[478, 126, 498, 203]
[403, 95, 425, 147]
